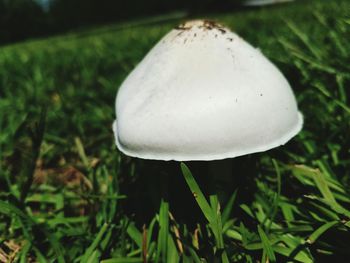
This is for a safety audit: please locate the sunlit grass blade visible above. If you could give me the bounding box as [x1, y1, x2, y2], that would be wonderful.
[307, 221, 339, 244]
[81, 223, 109, 262]
[257, 225, 276, 262]
[75, 137, 90, 169]
[186, 246, 202, 263]
[272, 245, 313, 263]
[167, 232, 179, 263]
[181, 163, 229, 263]
[127, 222, 142, 248]
[156, 199, 170, 263]
[180, 163, 213, 223]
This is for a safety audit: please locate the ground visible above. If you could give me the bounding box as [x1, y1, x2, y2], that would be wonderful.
[0, 0, 350, 262]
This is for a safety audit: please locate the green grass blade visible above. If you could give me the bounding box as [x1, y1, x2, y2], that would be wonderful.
[209, 195, 222, 247]
[312, 169, 337, 204]
[127, 222, 142, 248]
[101, 258, 142, 263]
[0, 200, 34, 223]
[180, 163, 213, 223]
[147, 217, 157, 249]
[167, 233, 179, 263]
[33, 247, 48, 263]
[221, 190, 237, 224]
[87, 250, 101, 263]
[273, 245, 313, 263]
[257, 225, 276, 262]
[74, 137, 90, 168]
[45, 230, 66, 263]
[187, 246, 202, 263]
[81, 223, 109, 262]
[307, 221, 339, 244]
[284, 19, 322, 59]
[20, 242, 31, 263]
[157, 199, 169, 263]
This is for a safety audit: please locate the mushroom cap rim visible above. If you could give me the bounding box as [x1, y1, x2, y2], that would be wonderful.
[113, 112, 303, 161]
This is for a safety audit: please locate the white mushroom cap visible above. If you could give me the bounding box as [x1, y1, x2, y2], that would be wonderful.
[113, 20, 303, 161]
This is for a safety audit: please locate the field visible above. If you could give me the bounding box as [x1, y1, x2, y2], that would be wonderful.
[1, 0, 350, 262]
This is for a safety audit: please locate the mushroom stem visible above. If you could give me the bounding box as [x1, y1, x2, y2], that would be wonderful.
[208, 156, 258, 206]
[208, 159, 233, 204]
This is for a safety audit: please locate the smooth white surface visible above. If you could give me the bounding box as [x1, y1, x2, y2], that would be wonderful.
[113, 20, 303, 161]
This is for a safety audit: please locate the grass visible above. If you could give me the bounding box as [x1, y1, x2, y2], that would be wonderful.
[1, 0, 350, 262]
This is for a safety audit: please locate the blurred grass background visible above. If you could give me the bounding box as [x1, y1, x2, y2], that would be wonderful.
[0, 0, 243, 45]
[1, 0, 350, 262]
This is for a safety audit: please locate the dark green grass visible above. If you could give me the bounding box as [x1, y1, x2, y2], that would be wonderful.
[1, 0, 350, 262]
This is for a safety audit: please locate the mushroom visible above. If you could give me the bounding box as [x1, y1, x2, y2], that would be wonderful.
[113, 19, 302, 211]
[113, 20, 302, 162]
